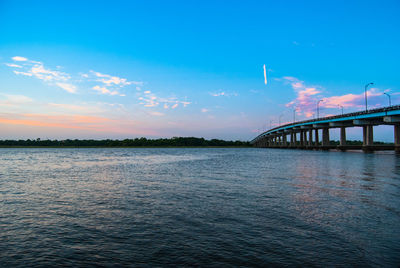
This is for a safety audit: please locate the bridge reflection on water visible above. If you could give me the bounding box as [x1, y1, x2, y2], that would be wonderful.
[251, 105, 400, 152]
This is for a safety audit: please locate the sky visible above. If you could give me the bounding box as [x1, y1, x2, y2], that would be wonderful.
[0, 0, 399, 141]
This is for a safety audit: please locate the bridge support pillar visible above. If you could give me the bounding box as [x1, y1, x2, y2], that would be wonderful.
[367, 125, 373, 145]
[303, 131, 307, 147]
[308, 130, 313, 146]
[364, 125, 373, 145]
[395, 125, 400, 153]
[300, 131, 304, 147]
[293, 132, 297, 146]
[363, 125, 374, 151]
[290, 132, 293, 146]
[315, 129, 319, 147]
[362, 126, 367, 146]
[340, 127, 346, 146]
[283, 134, 287, 147]
[322, 128, 330, 148]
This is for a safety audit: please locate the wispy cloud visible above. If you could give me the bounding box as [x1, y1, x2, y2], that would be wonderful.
[5, 63, 22, 68]
[82, 70, 142, 96]
[210, 91, 238, 97]
[5, 56, 191, 119]
[0, 94, 33, 107]
[139, 94, 159, 107]
[12, 56, 28, 61]
[89, 70, 143, 87]
[139, 90, 191, 110]
[7, 56, 77, 93]
[13, 70, 32, 76]
[201, 108, 209, 113]
[159, 97, 191, 109]
[56, 83, 77, 94]
[29, 63, 70, 82]
[92, 85, 120, 96]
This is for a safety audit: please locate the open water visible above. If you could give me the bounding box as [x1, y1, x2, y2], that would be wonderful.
[0, 148, 399, 267]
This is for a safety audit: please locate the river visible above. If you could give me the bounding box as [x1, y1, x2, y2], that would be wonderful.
[0, 148, 399, 267]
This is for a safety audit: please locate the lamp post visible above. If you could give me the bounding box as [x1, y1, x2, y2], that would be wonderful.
[293, 106, 296, 123]
[365, 82, 374, 111]
[279, 114, 284, 126]
[317, 99, 324, 119]
[338, 104, 343, 115]
[383, 92, 391, 107]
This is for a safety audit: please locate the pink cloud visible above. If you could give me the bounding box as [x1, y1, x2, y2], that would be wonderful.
[284, 76, 387, 118]
[284, 77, 321, 118]
[321, 88, 382, 108]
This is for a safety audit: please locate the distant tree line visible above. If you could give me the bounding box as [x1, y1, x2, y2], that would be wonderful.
[0, 137, 251, 147]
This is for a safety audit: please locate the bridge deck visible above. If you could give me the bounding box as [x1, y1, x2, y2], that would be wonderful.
[252, 105, 400, 152]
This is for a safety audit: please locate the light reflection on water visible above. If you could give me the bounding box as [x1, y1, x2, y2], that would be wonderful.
[0, 148, 399, 267]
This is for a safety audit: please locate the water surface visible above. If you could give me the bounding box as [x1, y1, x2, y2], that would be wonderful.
[0, 148, 399, 267]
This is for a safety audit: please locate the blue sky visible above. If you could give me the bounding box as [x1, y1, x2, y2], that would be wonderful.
[0, 0, 399, 141]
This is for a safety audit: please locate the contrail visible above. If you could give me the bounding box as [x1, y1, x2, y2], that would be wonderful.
[263, 64, 267, 85]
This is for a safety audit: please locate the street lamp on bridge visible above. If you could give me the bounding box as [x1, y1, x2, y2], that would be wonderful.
[365, 82, 374, 111]
[338, 104, 343, 115]
[279, 114, 284, 126]
[293, 106, 296, 123]
[383, 92, 392, 107]
[317, 99, 324, 119]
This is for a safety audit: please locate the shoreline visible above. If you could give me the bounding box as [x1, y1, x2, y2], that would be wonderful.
[0, 146, 252, 148]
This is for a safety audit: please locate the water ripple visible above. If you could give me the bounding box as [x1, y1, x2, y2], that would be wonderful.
[0, 148, 399, 267]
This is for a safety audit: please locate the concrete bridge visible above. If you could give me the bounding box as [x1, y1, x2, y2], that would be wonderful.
[251, 105, 400, 152]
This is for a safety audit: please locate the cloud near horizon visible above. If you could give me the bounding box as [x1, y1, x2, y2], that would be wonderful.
[284, 76, 388, 117]
[0, 113, 111, 130]
[0, 111, 159, 137]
